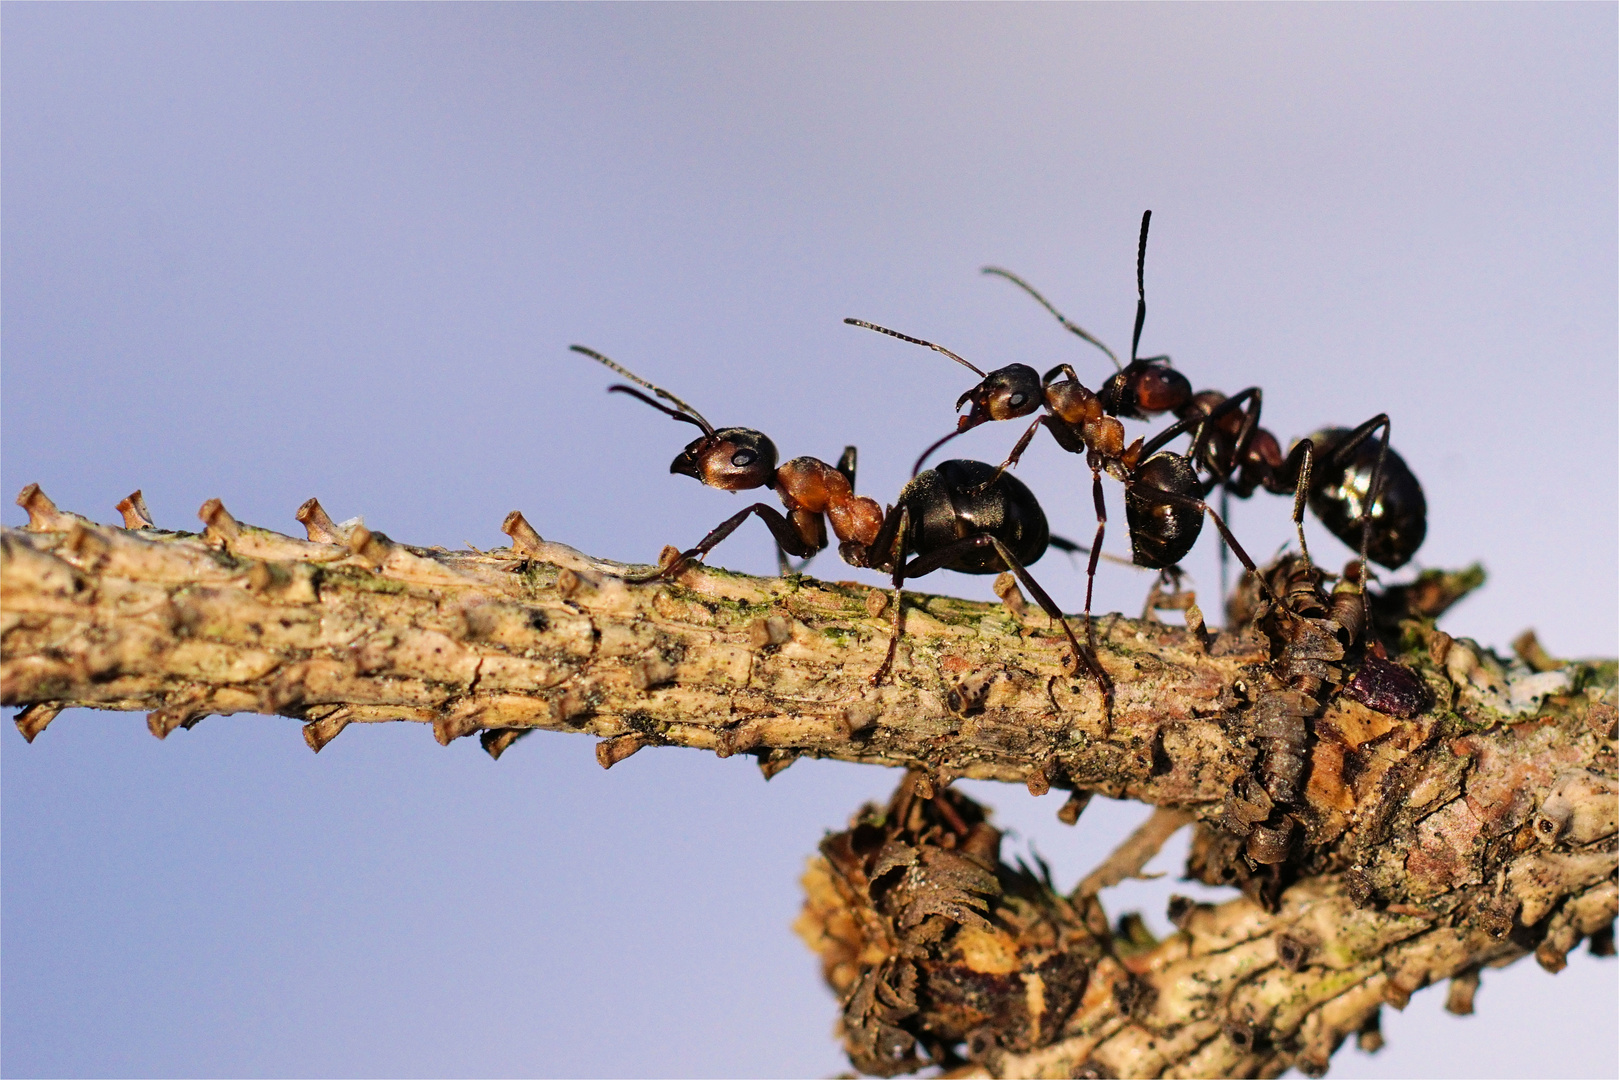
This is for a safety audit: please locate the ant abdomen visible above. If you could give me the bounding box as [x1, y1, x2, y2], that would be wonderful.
[1302, 428, 1427, 569]
[898, 460, 1050, 574]
[1124, 453, 1204, 569]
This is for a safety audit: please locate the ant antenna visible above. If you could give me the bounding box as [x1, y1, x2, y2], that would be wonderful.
[911, 429, 963, 477]
[1131, 210, 1151, 364]
[570, 345, 717, 438]
[844, 319, 986, 377]
[981, 266, 1121, 371]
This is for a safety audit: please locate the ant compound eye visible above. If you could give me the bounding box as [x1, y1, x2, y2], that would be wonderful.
[731, 450, 755, 468]
[1008, 392, 1027, 408]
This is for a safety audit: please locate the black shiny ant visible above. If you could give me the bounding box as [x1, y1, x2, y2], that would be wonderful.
[571, 346, 1109, 702]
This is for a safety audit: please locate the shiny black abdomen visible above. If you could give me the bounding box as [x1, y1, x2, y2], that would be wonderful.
[897, 459, 1050, 574]
[1304, 428, 1427, 569]
[1126, 452, 1204, 569]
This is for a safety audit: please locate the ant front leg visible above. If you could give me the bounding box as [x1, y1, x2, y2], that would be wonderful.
[1185, 387, 1264, 482]
[777, 546, 816, 576]
[1218, 486, 1231, 604]
[637, 503, 821, 582]
[979, 415, 1048, 490]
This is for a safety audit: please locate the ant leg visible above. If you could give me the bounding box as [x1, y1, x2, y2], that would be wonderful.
[1219, 486, 1231, 605]
[1146, 487, 1284, 609]
[1182, 388, 1262, 478]
[1286, 439, 1314, 568]
[981, 416, 1048, 488]
[913, 428, 965, 476]
[639, 503, 820, 582]
[986, 535, 1112, 720]
[871, 506, 913, 686]
[1327, 415, 1392, 585]
[1083, 467, 1108, 654]
[777, 547, 816, 576]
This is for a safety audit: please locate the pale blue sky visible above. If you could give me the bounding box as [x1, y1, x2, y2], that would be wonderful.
[4, 5, 1614, 1077]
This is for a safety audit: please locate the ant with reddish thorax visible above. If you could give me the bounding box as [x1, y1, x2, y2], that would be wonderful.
[854, 210, 1426, 619]
[570, 345, 1112, 706]
[843, 317, 1273, 659]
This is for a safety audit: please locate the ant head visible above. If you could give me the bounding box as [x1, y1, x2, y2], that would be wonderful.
[1099, 361, 1193, 420]
[571, 344, 778, 490]
[956, 364, 1043, 427]
[670, 427, 779, 491]
[1100, 210, 1192, 419]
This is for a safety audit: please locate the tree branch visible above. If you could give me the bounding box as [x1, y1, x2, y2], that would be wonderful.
[3, 485, 1615, 1078]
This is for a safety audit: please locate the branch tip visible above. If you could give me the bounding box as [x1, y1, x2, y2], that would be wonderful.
[1057, 790, 1093, 826]
[302, 711, 351, 753]
[993, 572, 1028, 617]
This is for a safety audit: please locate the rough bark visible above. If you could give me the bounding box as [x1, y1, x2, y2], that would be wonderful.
[3, 486, 1615, 1078]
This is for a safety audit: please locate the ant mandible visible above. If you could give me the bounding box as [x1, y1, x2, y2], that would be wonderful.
[571, 345, 1110, 704]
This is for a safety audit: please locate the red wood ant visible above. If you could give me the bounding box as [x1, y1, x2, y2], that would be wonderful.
[571, 346, 1109, 702]
[842, 319, 1269, 657]
[956, 211, 1426, 590]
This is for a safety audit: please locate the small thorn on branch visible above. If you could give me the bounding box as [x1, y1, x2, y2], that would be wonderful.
[15, 483, 86, 532]
[1057, 790, 1092, 826]
[993, 572, 1028, 618]
[147, 700, 209, 739]
[116, 490, 155, 530]
[1025, 760, 1053, 797]
[295, 497, 348, 544]
[1511, 629, 1562, 673]
[864, 588, 889, 619]
[501, 510, 544, 557]
[480, 728, 531, 760]
[433, 705, 484, 746]
[757, 748, 799, 780]
[302, 709, 352, 753]
[14, 703, 63, 743]
[346, 524, 393, 567]
[197, 498, 241, 547]
[1445, 968, 1480, 1015]
[597, 732, 646, 769]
